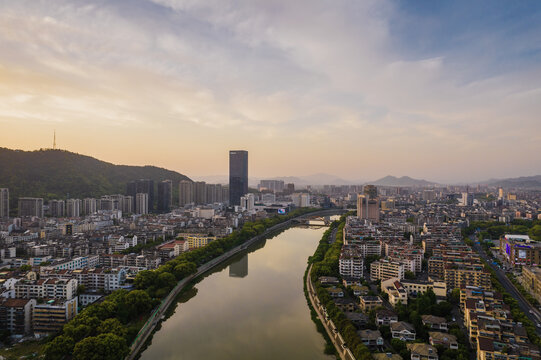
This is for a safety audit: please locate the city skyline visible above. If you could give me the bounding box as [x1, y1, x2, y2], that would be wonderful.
[1, 1, 541, 183]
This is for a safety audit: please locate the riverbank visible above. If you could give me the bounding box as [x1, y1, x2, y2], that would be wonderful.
[127, 208, 346, 360]
[139, 224, 337, 359]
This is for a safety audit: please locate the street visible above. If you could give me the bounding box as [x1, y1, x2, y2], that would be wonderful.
[472, 241, 541, 335]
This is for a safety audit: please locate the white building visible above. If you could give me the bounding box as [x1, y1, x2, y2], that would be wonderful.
[136, 193, 149, 215]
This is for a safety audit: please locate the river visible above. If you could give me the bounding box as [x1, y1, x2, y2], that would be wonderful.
[140, 226, 333, 360]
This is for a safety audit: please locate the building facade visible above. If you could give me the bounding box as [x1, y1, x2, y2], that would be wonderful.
[229, 150, 248, 206]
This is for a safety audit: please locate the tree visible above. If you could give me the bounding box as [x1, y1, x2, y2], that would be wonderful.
[73, 333, 129, 360]
[19, 264, 32, 271]
[404, 271, 415, 280]
[173, 261, 197, 279]
[529, 225, 541, 241]
[449, 288, 460, 305]
[97, 318, 127, 337]
[44, 335, 75, 360]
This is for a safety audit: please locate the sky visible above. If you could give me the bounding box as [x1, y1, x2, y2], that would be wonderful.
[0, 0, 540, 184]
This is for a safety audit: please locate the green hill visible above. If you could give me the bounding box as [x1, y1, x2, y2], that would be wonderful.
[0, 148, 192, 211]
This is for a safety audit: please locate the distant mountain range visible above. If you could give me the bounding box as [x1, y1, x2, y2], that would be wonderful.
[195, 173, 439, 187]
[483, 175, 541, 189]
[0, 148, 191, 209]
[193, 173, 359, 187]
[368, 175, 438, 187]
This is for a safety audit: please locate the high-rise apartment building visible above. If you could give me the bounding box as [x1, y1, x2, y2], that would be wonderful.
[179, 180, 194, 206]
[122, 195, 133, 214]
[83, 198, 97, 215]
[127, 179, 154, 211]
[423, 190, 436, 202]
[49, 200, 65, 217]
[259, 180, 285, 193]
[229, 150, 248, 206]
[240, 193, 255, 211]
[157, 180, 172, 212]
[135, 193, 149, 215]
[215, 184, 223, 203]
[357, 194, 380, 222]
[66, 199, 82, 218]
[461, 192, 474, 206]
[194, 181, 207, 205]
[18, 198, 44, 218]
[0, 188, 9, 218]
[206, 183, 217, 204]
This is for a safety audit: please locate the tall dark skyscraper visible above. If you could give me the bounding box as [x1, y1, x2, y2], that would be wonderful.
[229, 150, 248, 206]
[127, 179, 155, 211]
[157, 180, 172, 212]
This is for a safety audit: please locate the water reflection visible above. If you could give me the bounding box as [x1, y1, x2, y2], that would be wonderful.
[140, 226, 333, 360]
[229, 254, 248, 278]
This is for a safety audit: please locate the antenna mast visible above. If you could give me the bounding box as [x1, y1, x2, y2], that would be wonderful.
[53, 130, 56, 150]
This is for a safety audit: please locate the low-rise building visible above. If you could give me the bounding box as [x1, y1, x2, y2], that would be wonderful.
[391, 321, 416, 341]
[371, 258, 406, 281]
[382, 278, 408, 306]
[0, 298, 36, 336]
[360, 295, 383, 312]
[33, 298, 78, 335]
[407, 343, 438, 360]
[421, 315, 448, 331]
[358, 329, 384, 349]
[376, 309, 398, 326]
[429, 332, 458, 349]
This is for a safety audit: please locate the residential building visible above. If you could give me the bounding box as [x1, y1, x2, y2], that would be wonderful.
[194, 181, 207, 205]
[127, 179, 154, 212]
[371, 258, 406, 281]
[401, 279, 447, 298]
[421, 315, 448, 331]
[357, 194, 380, 222]
[0, 188, 8, 218]
[339, 247, 364, 279]
[136, 193, 149, 215]
[0, 298, 36, 336]
[358, 329, 384, 349]
[179, 180, 194, 206]
[407, 343, 438, 360]
[391, 321, 416, 341]
[15, 278, 77, 300]
[327, 287, 344, 298]
[429, 332, 458, 350]
[443, 264, 491, 290]
[18, 197, 43, 217]
[521, 266, 541, 302]
[360, 295, 383, 312]
[83, 198, 97, 215]
[157, 180, 172, 212]
[66, 198, 81, 217]
[376, 309, 399, 326]
[49, 200, 65, 217]
[382, 278, 408, 306]
[33, 298, 78, 334]
[258, 180, 284, 193]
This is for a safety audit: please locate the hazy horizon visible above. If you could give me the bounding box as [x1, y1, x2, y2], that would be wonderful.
[1, 1, 540, 183]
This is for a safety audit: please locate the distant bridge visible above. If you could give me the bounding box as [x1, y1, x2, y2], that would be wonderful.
[293, 211, 346, 226]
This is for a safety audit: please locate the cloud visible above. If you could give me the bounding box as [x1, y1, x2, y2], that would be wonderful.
[0, 0, 540, 182]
